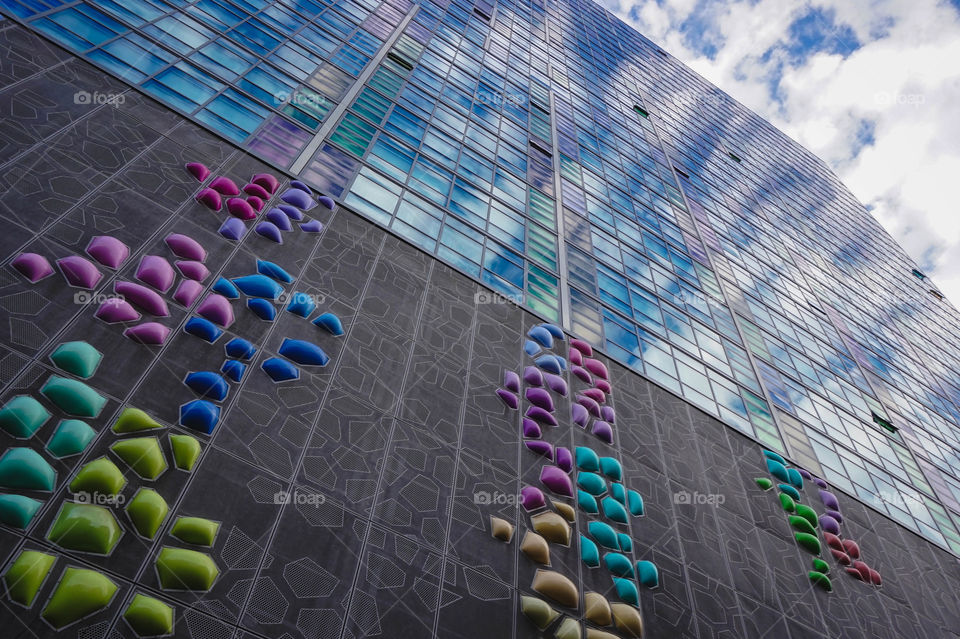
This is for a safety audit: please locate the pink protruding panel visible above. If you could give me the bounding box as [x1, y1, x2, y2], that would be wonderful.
[243, 183, 271, 199]
[504, 371, 520, 393]
[496, 388, 518, 409]
[95, 298, 140, 323]
[124, 322, 170, 345]
[210, 176, 240, 196]
[185, 162, 210, 181]
[165, 234, 206, 262]
[196, 294, 235, 328]
[196, 188, 222, 210]
[86, 236, 129, 269]
[136, 255, 175, 292]
[115, 281, 169, 316]
[12, 253, 53, 282]
[176, 261, 210, 282]
[57, 255, 102, 288]
[251, 173, 279, 194]
[227, 198, 257, 220]
[173, 280, 203, 307]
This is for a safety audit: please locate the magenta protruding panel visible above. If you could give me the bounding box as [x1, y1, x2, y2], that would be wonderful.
[57, 255, 102, 288]
[569, 347, 583, 366]
[251, 173, 279, 194]
[196, 188, 222, 210]
[591, 420, 613, 444]
[556, 447, 573, 473]
[595, 379, 611, 395]
[540, 466, 573, 497]
[522, 418, 541, 438]
[255, 222, 283, 243]
[176, 261, 210, 282]
[227, 198, 257, 220]
[243, 183, 271, 199]
[581, 388, 605, 404]
[544, 373, 567, 396]
[248, 196, 265, 212]
[570, 338, 592, 355]
[523, 366, 543, 387]
[521, 486, 546, 511]
[577, 395, 601, 418]
[95, 298, 140, 323]
[115, 281, 169, 316]
[572, 366, 592, 383]
[525, 440, 553, 459]
[136, 255, 175, 292]
[165, 234, 206, 262]
[173, 280, 203, 307]
[124, 322, 170, 345]
[86, 236, 129, 268]
[185, 162, 210, 181]
[504, 371, 520, 393]
[12, 253, 53, 282]
[526, 387, 555, 412]
[571, 403, 588, 428]
[196, 294, 235, 328]
[496, 389, 518, 409]
[584, 358, 608, 380]
[210, 176, 240, 196]
[266, 209, 293, 231]
[525, 406, 558, 426]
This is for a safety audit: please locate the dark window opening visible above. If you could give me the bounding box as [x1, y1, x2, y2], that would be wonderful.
[912, 268, 926, 280]
[633, 105, 648, 118]
[386, 51, 414, 71]
[728, 152, 742, 163]
[930, 289, 944, 300]
[673, 166, 689, 179]
[872, 412, 897, 434]
[529, 140, 552, 157]
[473, 7, 491, 20]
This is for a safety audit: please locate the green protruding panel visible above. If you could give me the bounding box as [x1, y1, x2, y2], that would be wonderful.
[627, 490, 644, 516]
[578, 490, 599, 514]
[778, 484, 801, 501]
[575, 446, 599, 471]
[787, 467, 804, 490]
[3, 549, 55, 606]
[123, 593, 174, 636]
[156, 547, 219, 591]
[170, 516, 220, 546]
[0, 395, 50, 438]
[599, 457, 622, 481]
[789, 515, 816, 536]
[48, 502, 122, 554]
[587, 521, 620, 549]
[613, 577, 639, 606]
[580, 535, 600, 567]
[795, 532, 821, 555]
[603, 552, 634, 577]
[41, 567, 117, 629]
[609, 482, 626, 504]
[47, 419, 97, 458]
[808, 570, 833, 592]
[812, 558, 830, 574]
[795, 504, 819, 529]
[113, 407, 164, 433]
[754, 477, 773, 490]
[170, 434, 202, 471]
[126, 489, 169, 539]
[765, 458, 790, 483]
[0, 447, 56, 491]
[636, 560, 659, 588]
[0, 493, 43, 529]
[50, 341, 103, 378]
[779, 493, 796, 512]
[601, 496, 629, 524]
[40, 376, 106, 417]
[70, 457, 126, 496]
[519, 595, 559, 629]
[111, 437, 167, 479]
[577, 472, 606, 495]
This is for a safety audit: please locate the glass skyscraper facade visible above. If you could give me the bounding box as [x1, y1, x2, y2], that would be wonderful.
[1, 0, 960, 636]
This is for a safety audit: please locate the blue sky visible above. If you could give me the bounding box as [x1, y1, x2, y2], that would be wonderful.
[601, 0, 960, 304]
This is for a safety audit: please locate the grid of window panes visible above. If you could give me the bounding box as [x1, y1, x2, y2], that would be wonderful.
[6, 0, 960, 554]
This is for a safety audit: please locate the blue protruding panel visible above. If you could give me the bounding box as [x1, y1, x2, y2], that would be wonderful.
[179, 400, 221, 435]
[184, 317, 223, 343]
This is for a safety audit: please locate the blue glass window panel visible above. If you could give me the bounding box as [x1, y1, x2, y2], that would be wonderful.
[368, 137, 415, 183]
[330, 45, 369, 76]
[146, 15, 213, 54]
[482, 269, 523, 302]
[195, 109, 249, 142]
[458, 147, 494, 189]
[86, 49, 147, 83]
[260, 3, 302, 31]
[421, 128, 460, 171]
[142, 79, 200, 113]
[349, 29, 381, 57]
[322, 9, 354, 38]
[0, 0, 45, 18]
[228, 21, 282, 56]
[394, 195, 443, 240]
[280, 0, 324, 18]
[488, 204, 525, 253]
[187, 0, 243, 31]
[300, 25, 339, 57]
[192, 41, 255, 81]
[47, 7, 119, 47]
[449, 178, 488, 229]
[89, 0, 163, 27]
[409, 156, 453, 205]
[154, 64, 222, 107]
[237, 65, 294, 105]
[385, 106, 427, 149]
[269, 43, 318, 77]
[493, 167, 526, 209]
[204, 90, 267, 134]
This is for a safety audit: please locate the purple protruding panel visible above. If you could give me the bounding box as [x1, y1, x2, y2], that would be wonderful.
[601, 405, 615, 424]
[572, 366, 592, 384]
[255, 222, 283, 243]
[176, 261, 210, 282]
[525, 440, 553, 460]
[243, 183, 271, 199]
[196, 188, 222, 210]
[595, 379, 612, 395]
[826, 509, 843, 523]
[526, 387, 555, 412]
[136, 255, 175, 292]
[173, 280, 203, 307]
[556, 447, 572, 473]
[124, 322, 170, 345]
[227, 198, 257, 220]
[577, 395, 602, 418]
[569, 347, 583, 366]
[185, 162, 210, 181]
[266, 208, 293, 231]
[95, 298, 140, 323]
[544, 373, 567, 396]
[584, 357, 609, 380]
[504, 371, 520, 393]
[115, 281, 169, 316]
[523, 366, 543, 387]
[570, 338, 593, 355]
[496, 389, 518, 409]
[281, 188, 316, 210]
[219, 218, 246, 241]
[251, 173, 279, 194]
[581, 388, 605, 404]
[279, 204, 304, 221]
[317, 195, 335, 210]
[522, 418, 542, 438]
[300, 220, 323, 233]
[526, 406, 558, 426]
[540, 466, 573, 497]
[521, 486, 546, 511]
[290, 180, 311, 193]
[86, 236, 129, 268]
[12, 253, 53, 282]
[165, 234, 206, 262]
[247, 196, 265, 212]
[819, 490, 840, 511]
[210, 176, 240, 196]
[814, 478, 828, 489]
[819, 515, 841, 535]
[57, 255, 102, 289]
[798, 469, 813, 480]
[196, 294, 235, 328]
[571, 403, 589, 428]
[592, 420, 613, 444]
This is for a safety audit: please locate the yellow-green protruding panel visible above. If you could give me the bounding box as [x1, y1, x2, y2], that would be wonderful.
[113, 407, 164, 434]
[0, 395, 50, 438]
[532, 569, 578, 607]
[48, 503, 122, 554]
[111, 437, 167, 479]
[126, 489, 169, 539]
[50, 341, 103, 379]
[610, 602, 644, 637]
[519, 595, 559, 629]
[156, 547, 219, 591]
[170, 434, 201, 471]
[70, 457, 126, 496]
[40, 376, 107, 417]
[41, 567, 117, 629]
[123, 593, 174, 636]
[555, 617, 582, 639]
[3, 550, 55, 606]
[170, 516, 220, 547]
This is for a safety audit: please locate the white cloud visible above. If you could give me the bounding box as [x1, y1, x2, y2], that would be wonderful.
[601, 0, 960, 302]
